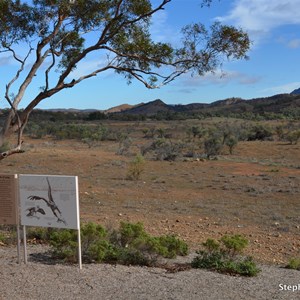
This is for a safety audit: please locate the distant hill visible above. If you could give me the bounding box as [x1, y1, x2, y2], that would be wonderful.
[122, 99, 171, 115]
[1, 90, 299, 121]
[114, 94, 300, 116]
[291, 87, 300, 95]
[104, 103, 143, 114]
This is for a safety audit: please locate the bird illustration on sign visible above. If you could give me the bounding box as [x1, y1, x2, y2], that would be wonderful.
[26, 206, 46, 219]
[26, 177, 67, 225]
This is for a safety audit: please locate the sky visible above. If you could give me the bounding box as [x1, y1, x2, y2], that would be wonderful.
[1, 0, 300, 110]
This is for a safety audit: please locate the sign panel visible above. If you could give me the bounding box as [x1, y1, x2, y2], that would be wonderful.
[0, 174, 18, 225]
[19, 175, 79, 229]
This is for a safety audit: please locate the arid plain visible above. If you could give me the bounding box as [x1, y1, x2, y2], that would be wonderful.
[1, 119, 299, 265]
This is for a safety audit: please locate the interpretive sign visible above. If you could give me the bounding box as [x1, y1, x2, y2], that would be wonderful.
[19, 175, 80, 229]
[0, 174, 18, 225]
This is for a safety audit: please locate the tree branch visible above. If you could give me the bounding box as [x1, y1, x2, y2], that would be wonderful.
[0, 144, 25, 160]
[5, 46, 33, 107]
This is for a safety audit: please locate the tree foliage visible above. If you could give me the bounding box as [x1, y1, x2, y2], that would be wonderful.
[0, 0, 250, 159]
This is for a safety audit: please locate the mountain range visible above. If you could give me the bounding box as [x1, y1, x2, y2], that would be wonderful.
[3, 89, 297, 118]
[105, 92, 300, 116]
[291, 87, 300, 95]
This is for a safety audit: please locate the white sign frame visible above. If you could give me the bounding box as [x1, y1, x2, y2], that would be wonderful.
[19, 175, 80, 230]
[19, 174, 81, 268]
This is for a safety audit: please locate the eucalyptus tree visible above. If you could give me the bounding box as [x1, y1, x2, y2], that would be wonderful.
[0, 0, 250, 160]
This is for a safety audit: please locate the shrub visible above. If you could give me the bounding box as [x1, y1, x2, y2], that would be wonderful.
[285, 130, 300, 144]
[141, 138, 184, 161]
[116, 136, 132, 155]
[27, 227, 53, 243]
[186, 126, 206, 140]
[204, 135, 223, 159]
[0, 232, 6, 243]
[156, 128, 166, 138]
[25, 121, 113, 142]
[220, 234, 248, 257]
[191, 250, 225, 270]
[155, 140, 183, 161]
[286, 257, 300, 270]
[192, 235, 260, 277]
[49, 221, 188, 266]
[126, 153, 145, 180]
[225, 135, 238, 154]
[50, 229, 78, 262]
[157, 235, 189, 258]
[247, 124, 273, 141]
[222, 257, 260, 277]
[111, 222, 188, 263]
[0, 225, 17, 245]
[202, 238, 220, 252]
[142, 127, 156, 138]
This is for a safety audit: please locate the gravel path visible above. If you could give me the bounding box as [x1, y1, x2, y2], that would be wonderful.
[0, 245, 299, 300]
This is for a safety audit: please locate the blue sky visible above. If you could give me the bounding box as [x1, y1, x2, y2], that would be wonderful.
[1, 0, 300, 110]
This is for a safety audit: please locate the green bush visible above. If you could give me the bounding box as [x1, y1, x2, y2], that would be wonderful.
[202, 238, 220, 252]
[25, 121, 113, 142]
[50, 223, 116, 263]
[192, 235, 260, 277]
[141, 138, 184, 161]
[286, 257, 300, 270]
[50, 229, 78, 262]
[225, 135, 238, 154]
[222, 257, 260, 277]
[80, 222, 111, 262]
[0, 232, 5, 243]
[204, 135, 223, 159]
[247, 124, 273, 141]
[285, 130, 300, 144]
[126, 154, 145, 180]
[220, 234, 248, 257]
[49, 221, 189, 266]
[0, 225, 17, 245]
[157, 235, 189, 258]
[192, 250, 225, 270]
[27, 227, 53, 243]
[111, 222, 188, 264]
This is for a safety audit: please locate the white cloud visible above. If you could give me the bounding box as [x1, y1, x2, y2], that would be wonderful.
[171, 69, 261, 95]
[287, 39, 300, 49]
[217, 0, 300, 42]
[181, 69, 261, 86]
[150, 9, 178, 44]
[150, 10, 169, 42]
[260, 82, 300, 95]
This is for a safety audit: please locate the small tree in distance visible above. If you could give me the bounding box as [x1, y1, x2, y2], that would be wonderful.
[0, 0, 250, 160]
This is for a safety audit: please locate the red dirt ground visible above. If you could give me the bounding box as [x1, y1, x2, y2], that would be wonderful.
[1, 133, 300, 265]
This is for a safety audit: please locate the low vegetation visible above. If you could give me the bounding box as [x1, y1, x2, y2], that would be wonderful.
[1, 111, 299, 275]
[6, 224, 300, 277]
[21, 113, 300, 163]
[286, 257, 300, 271]
[49, 221, 188, 266]
[191, 235, 260, 277]
[126, 154, 145, 181]
[0, 225, 17, 245]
